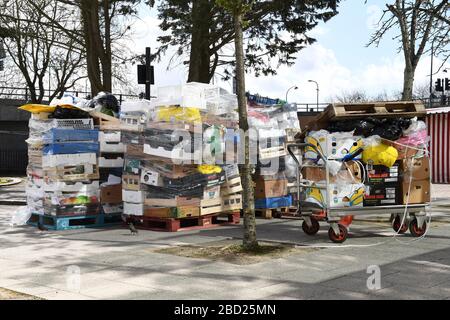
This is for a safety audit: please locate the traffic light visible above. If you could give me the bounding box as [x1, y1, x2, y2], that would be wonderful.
[435, 79, 444, 92]
[445, 78, 450, 91]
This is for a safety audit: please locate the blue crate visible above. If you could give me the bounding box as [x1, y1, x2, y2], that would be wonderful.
[27, 212, 120, 231]
[42, 142, 99, 155]
[255, 195, 292, 209]
[43, 129, 99, 143]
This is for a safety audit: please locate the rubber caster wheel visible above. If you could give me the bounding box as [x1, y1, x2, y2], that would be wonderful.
[409, 218, 427, 237]
[393, 216, 408, 234]
[302, 218, 320, 236]
[328, 224, 348, 243]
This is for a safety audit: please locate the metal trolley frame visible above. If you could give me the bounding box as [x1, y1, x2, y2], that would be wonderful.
[287, 143, 430, 243]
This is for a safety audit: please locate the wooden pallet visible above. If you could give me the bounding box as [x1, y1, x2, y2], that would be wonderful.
[255, 206, 298, 220]
[27, 212, 121, 231]
[127, 211, 240, 232]
[317, 101, 426, 123]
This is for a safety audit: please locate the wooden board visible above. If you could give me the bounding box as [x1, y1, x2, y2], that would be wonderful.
[90, 111, 121, 130]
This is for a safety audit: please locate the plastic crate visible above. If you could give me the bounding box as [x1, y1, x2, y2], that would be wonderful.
[255, 195, 292, 209]
[43, 129, 99, 143]
[52, 118, 94, 130]
[42, 142, 99, 155]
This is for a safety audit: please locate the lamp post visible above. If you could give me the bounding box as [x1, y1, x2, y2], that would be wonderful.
[308, 80, 319, 111]
[285, 85, 298, 103]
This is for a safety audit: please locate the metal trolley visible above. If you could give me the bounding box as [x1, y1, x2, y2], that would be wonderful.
[287, 143, 430, 243]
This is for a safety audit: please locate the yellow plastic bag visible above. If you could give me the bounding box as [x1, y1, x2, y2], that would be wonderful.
[156, 106, 202, 123]
[362, 143, 398, 168]
[19, 104, 78, 114]
[197, 165, 222, 174]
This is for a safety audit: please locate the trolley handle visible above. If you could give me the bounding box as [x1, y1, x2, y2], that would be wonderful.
[287, 143, 327, 166]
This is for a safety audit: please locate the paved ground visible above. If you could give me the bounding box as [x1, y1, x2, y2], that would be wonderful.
[1, 200, 450, 300]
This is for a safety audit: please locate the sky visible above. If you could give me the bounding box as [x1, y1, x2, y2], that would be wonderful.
[126, 0, 450, 103]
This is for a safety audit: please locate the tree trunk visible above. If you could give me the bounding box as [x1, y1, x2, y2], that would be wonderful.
[187, 0, 212, 83]
[101, 0, 112, 92]
[234, 11, 258, 249]
[402, 63, 415, 101]
[79, 0, 105, 95]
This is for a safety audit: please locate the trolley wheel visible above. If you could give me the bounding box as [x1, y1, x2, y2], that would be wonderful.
[409, 218, 427, 237]
[393, 216, 408, 234]
[328, 224, 348, 243]
[302, 218, 320, 236]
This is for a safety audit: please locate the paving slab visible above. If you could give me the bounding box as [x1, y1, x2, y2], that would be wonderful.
[2, 203, 450, 300]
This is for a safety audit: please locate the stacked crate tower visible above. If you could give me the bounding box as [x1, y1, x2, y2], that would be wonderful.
[26, 113, 105, 230]
[249, 103, 301, 219]
[121, 83, 243, 231]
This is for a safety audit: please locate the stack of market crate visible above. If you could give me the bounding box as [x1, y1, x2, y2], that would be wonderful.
[121, 83, 243, 231]
[91, 112, 125, 219]
[248, 103, 301, 219]
[24, 108, 107, 230]
[119, 100, 151, 218]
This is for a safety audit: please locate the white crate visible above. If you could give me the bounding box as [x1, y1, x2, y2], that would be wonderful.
[305, 132, 363, 160]
[99, 131, 121, 143]
[122, 190, 145, 204]
[123, 202, 144, 216]
[25, 184, 44, 198]
[98, 157, 124, 168]
[42, 153, 97, 167]
[102, 203, 123, 215]
[143, 144, 202, 162]
[100, 141, 125, 153]
[43, 180, 100, 192]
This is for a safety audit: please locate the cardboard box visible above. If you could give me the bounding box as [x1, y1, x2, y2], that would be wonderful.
[401, 157, 430, 181]
[203, 185, 221, 200]
[100, 184, 122, 204]
[305, 133, 363, 160]
[402, 179, 430, 204]
[305, 183, 365, 208]
[144, 206, 200, 219]
[254, 177, 288, 199]
[302, 162, 362, 183]
[367, 163, 400, 184]
[364, 183, 401, 206]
